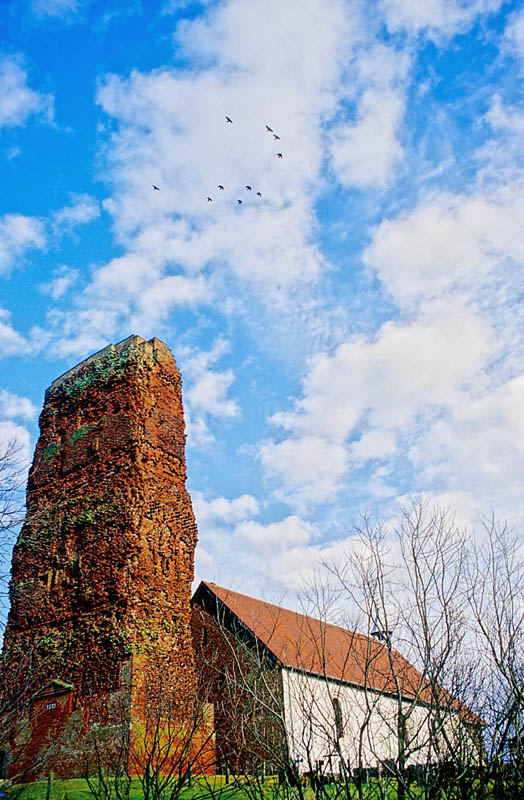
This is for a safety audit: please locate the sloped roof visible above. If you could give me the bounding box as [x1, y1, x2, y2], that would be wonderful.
[33, 679, 73, 699]
[195, 581, 433, 704]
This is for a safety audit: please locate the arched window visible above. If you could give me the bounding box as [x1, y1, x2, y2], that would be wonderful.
[332, 697, 344, 740]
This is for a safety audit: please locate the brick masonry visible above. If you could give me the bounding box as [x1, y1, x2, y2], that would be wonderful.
[1, 335, 199, 778]
[191, 587, 287, 776]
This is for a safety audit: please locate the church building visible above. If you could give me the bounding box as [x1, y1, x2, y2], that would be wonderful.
[191, 581, 475, 779]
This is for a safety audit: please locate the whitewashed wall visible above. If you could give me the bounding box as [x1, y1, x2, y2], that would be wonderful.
[281, 667, 453, 772]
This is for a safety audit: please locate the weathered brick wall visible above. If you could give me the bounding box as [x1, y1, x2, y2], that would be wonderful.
[1, 335, 198, 777]
[191, 601, 286, 775]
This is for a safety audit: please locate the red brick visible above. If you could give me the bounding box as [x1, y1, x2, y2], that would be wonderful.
[1, 336, 199, 779]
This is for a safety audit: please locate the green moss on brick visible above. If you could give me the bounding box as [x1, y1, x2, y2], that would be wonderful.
[69, 422, 94, 444]
[59, 348, 136, 400]
[43, 442, 59, 461]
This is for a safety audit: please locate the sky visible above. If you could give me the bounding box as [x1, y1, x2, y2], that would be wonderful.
[1, 0, 524, 606]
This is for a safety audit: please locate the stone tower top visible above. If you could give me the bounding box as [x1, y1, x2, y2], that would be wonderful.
[45, 334, 173, 398]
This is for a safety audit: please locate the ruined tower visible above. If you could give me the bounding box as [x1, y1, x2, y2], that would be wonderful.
[2, 336, 199, 775]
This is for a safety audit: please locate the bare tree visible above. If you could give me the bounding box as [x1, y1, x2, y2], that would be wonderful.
[195, 569, 440, 800]
[466, 515, 524, 800]
[200, 501, 486, 800]
[0, 439, 26, 595]
[324, 503, 476, 797]
[0, 439, 34, 784]
[298, 504, 524, 800]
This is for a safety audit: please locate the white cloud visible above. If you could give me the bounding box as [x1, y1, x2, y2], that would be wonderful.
[485, 95, 524, 136]
[53, 194, 100, 231]
[175, 0, 354, 87]
[193, 490, 261, 590]
[330, 88, 405, 189]
[410, 375, 524, 514]
[128, 274, 212, 334]
[329, 45, 410, 189]
[475, 95, 524, 186]
[235, 515, 325, 589]
[259, 306, 492, 509]
[259, 140, 524, 516]
[481, 95, 524, 174]
[274, 309, 490, 437]
[95, 62, 329, 289]
[187, 368, 238, 418]
[503, 6, 524, 61]
[0, 56, 53, 128]
[363, 187, 524, 309]
[8, 0, 522, 587]
[351, 429, 397, 461]
[379, 0, 502, 37]
[0, 310, 30, 358]
[40, 266, 79, 299]
[182, 340, 239, 421]
[192, 489, 339, 595]
[348, 129, 524, 521]
[259, 436, 350, 507]
[37, 307, 120, 359]
[193, 491, 259, 525]
[0, 390, 37, 420]
[0, 420, 32, 466]
[237, 515, 310, 549]
[185, 412, 215, 449]
[41, 249, 213, 358]
[42, 0, 365, 357]
[0, 214, 46, 274]
[32, 0, 81, 17]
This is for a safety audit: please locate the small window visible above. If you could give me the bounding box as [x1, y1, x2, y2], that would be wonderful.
[202, 628, 208, 646]
[332, 697, 344, 739]
[0, 749, 9, 779]
[46, 702, 56, 711]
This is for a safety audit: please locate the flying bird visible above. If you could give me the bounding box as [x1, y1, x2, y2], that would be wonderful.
[225, 116, 233, 123]
[217, 185, 224, 190]
[273, 134, 280, 140]
[276, 153, 283, 159]
[265, 125, 273, 132]
[237, 199, 242, 204]
[245, 185, 252, 191]
[207, 197, 213, 202]
[152, 185, 160, 190]
[256, 192, 262, 197]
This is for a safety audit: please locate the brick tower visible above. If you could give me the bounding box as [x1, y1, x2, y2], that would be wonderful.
[1, 336, 199, 776]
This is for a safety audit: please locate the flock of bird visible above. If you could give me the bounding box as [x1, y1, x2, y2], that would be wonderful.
[152, 116, 284, 204]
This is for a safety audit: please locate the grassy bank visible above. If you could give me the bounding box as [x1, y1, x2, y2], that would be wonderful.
[4, 776, 406, 800]
[7, 777, 281, 800]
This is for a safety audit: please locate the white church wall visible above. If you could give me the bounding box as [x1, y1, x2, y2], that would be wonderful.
[281, 667, 449, 772]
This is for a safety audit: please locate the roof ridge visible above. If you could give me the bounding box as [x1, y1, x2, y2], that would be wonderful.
[203, 580, 376, 645]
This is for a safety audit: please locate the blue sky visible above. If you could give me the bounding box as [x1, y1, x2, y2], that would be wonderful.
[1, 0, 524, 603]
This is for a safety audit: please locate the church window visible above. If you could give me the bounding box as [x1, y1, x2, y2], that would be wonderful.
[332, 697, 344, 739]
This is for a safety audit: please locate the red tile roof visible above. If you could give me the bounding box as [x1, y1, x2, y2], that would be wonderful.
[197, 581, 432, 703]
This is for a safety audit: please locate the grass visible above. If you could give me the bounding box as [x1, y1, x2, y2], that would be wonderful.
[7, 776, 268, 800]
[6, 771, 523, 800]
[4, 775, 424, 800]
